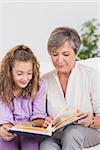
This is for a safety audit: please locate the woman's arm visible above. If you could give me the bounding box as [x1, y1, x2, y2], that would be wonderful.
[77, 112, 100, 129]
[89, 116, 100, 129]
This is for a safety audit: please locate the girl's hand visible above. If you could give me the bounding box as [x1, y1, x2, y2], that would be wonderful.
[77, 112, 93, 127]
[43, 116, 59, 128]
[0, 123, 17, 141]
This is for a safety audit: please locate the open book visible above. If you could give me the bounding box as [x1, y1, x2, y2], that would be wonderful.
[9, 112, 88, 137]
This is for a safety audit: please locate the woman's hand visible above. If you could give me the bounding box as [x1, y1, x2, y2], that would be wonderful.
[0, 123, 17, 141]
[43, 116, 59, 128]
[77, 112, 93, 127]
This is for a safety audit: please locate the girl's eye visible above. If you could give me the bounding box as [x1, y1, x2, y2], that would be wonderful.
[17, 74, 22, 76]
[28, 73, 32, 75]
[17, 71, 23, 75]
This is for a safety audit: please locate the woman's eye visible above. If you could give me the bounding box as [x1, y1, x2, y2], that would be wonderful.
[63, 54, 70, 56]
[64, 54, 69, 56]
[52, 53, 58, 56]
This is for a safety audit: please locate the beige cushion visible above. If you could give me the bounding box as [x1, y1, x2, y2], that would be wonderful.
[84, 144, 100, 150]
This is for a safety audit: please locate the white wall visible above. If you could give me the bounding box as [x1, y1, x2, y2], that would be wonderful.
[40, 57, 100, 75]
[0, 0, 99, 62]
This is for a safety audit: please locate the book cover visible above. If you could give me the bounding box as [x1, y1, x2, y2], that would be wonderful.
[8, 112, 88, 137]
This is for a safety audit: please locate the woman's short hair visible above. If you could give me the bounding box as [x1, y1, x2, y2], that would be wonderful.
[48, 27, 81, 54]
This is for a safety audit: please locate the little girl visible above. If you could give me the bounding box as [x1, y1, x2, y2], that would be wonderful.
[0, 45, 47, 150]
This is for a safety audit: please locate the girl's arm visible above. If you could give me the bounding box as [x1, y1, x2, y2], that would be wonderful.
[0, 123, 16, 141]
[0, 101, 15, 125]
[32, 118, 45, 127]
[0, 101, 16, 141]
[30, 81, 47, 127]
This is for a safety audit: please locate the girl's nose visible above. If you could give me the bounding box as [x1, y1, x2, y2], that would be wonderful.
[23, 74, 28, 81]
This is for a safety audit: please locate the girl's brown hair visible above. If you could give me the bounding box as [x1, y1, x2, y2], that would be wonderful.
[0, 44, 40, 104]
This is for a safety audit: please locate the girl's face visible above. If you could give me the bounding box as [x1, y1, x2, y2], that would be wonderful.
[50, 41, 77, 74]
[12, 60, 33, 89]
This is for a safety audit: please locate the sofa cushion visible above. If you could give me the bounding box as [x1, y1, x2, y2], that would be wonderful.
[78, 57, 100, 72]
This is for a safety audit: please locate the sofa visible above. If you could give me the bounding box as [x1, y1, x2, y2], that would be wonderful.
[40, 58, 100, 150]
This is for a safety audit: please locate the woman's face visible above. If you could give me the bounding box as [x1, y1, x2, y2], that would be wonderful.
[12, 60, 33, 89]
[50, 41, 77, 74]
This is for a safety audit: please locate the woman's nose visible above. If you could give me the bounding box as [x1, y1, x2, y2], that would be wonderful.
[57, 55, 63, 63]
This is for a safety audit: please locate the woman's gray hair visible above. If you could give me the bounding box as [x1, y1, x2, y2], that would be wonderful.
[48, 27, 81, 54]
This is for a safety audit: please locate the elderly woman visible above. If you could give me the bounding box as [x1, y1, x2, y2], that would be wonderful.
[40, 27, 100, 150]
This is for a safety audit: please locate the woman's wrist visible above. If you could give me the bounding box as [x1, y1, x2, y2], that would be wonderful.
[89, 116, 95, 128]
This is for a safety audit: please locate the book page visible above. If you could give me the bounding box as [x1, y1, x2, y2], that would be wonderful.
[52, 112, 85, 132]
[9, 122, 52, 136]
